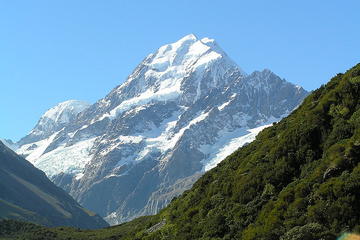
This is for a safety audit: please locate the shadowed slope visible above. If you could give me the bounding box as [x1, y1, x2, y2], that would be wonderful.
[0, 141, 108, 229]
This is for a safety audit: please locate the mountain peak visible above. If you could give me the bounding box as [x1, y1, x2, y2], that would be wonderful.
[34, 99, 90, 132]
[149, 34, 241, 72]
[152, 34, 222, 69]
[41, 100, 90, 124]
[17, 100, 90, 146]
[101, 35, 245, 120]
[177, 33, 198, 42]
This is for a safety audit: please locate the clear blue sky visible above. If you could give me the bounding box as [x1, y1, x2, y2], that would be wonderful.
[1, 0, 359, 141]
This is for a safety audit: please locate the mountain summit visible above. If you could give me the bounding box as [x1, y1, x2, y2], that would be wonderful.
[15, 35, 308, 224]
[18, 100, 90, 147]
[84, 34, 245, 122]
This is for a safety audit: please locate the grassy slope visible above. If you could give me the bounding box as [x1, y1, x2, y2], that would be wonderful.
[1, 63, 360, 240]
[0, 200, 49, 226]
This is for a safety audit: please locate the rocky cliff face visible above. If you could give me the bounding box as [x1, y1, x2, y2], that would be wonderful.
[16, 34, 308, 224]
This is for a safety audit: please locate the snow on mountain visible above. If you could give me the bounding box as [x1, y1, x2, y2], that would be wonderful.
[32, 100, 90, 134]
[200, 122, 274, 171]
[92, 34, 244, 123]
[17, 131, 59, 162]
[16, 34, 308, 224]
[16, 100, 91, 178]
[17, 129, 96, 178]
[31, 137, 97, 178]
[17, 100, 90, 147]
[42, 100, 90, 123]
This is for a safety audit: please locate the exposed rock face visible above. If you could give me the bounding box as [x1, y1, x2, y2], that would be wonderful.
[16, 34, 308, 224]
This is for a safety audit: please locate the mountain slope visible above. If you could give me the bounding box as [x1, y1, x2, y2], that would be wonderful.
[0, 139, 17, 151]
[3, 63, 360, 240]
[0, 141, 108, 229]
[15, 34, 308, 224]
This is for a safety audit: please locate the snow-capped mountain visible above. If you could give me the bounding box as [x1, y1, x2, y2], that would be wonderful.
[17, 100, 91, 175]
[18, 100, 90, 147]
[15, 34, 308, 224]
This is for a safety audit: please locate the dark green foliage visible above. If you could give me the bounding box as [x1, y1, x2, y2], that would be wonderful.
[0, 216, 160, 240]
[2, 63, 360, 239]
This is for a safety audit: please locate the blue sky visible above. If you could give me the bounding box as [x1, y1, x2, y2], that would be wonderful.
[1, 0, 359, 141]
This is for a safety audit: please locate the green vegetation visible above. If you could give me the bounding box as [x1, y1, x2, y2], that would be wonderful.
[0, 217, 161, 240]
[1, 63, 360, 239]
